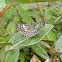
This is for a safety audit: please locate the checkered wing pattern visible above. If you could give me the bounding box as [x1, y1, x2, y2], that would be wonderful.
[16, 23, 45, 37]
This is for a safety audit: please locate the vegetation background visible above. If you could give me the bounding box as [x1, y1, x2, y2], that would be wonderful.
[0, 0, 62, 62]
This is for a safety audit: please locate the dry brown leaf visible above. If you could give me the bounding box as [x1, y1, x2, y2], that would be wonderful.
[44, 58, 50, 62]
[30, 55, 41, 62]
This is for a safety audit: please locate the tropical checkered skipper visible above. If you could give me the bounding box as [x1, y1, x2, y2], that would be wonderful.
[16, 23, 45, 37]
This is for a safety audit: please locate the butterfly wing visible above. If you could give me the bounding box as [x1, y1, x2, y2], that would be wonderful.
[16, 23, 45, 37]
[35, 23, 45, 30]
[16, 24, 29, 31]
[16, 24, 33, 37]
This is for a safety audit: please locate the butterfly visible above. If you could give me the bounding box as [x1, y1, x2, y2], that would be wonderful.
[16, 23, 45, 37]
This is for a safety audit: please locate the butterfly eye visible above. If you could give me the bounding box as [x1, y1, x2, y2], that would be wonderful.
[16, 23, 45, 37]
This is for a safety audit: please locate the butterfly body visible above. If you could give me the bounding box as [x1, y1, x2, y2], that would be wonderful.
[16, 23, 45, 37]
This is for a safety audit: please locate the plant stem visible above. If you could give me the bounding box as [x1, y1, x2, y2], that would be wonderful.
[9, 27, 12, 34]
[52, 57, 54, 62]
[3, 52, 7, 62]
[0, 5, 9, 17]
[48, 2, 50, 7]
[37, 2, 45, 23]
[0, 18, 5, 37]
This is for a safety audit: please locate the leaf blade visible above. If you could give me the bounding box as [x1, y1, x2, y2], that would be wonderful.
[6, 24, 54, 51]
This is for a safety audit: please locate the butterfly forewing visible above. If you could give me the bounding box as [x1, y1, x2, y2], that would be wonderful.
[35, 23, 45, 29]
[16, 23, 45, 37]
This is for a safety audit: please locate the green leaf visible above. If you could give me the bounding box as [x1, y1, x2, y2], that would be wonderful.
[49, 17, 55, 24]
[44, 3, 59, 22]
[5, 49, 19, 62]
[37, 42, 48, 52]
[0, 35, 10, 42]
[40, 5, 48, 10]
[26, 9, 42, 23]
[14, 16, 20, 22]
[17, 5, 34, 24]
[20, 4, 30, 10]
[45, 3, 59, 12]
[39, 41, 51, 49]
[32, 44, 49, 59]
[45, 31, 56, 41]
[5, 0, 59, 5]
[55, 36, 62, 52]
[7, 22, 16, 34]
[0, 47, 5, 62]
[1, 6, 17, 25]
[54, 16, 61, 24]
[0, 42, 13, 48]
[57, 4, 62, 14]
[20, 4, 42, 23]
[6, 24, 53, 51]
[19, 51, 25, 62]
[60, 19, 62, 22]
[25, 54, 31, 60]
[0, 36, 4, 42]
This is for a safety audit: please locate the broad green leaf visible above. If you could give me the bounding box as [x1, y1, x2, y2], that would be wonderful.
[37, 42, 48, 52]
[55, 36, 62, 52]
[57, 4, 62, 14]
[54, 16, 61, 24]
[44, 3, 59, 22]
[45, 31, 56, 41]
[0, 36, 4, 41]
[0, 35, 10, 42]
[6, 24, 53, 51]
[20, 4, 30, 10]
[40, 5, 48, 10]
[1, 6, 17, 26]
[17, 5, 34, 24]
[50, 9, 59, 16]
[0, 42, 13, 48]
[44, 10, 53, 22]
[45, 3, 59, 13]
[5, 49, 19, 62]
[49, 17, 55, 24]
[0, 47, 5, 62]
[17, 24, 53, 46]
[7, 22, 16, 34]
[5, 0, 59, 5]
[14, 16, 20, 22]
[32, 44, 49, 59]
[39, 41, 51, 49]
[20, 4, 42, 23]
[60, 19, 62, 22]
[26, 9, 42, 23]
